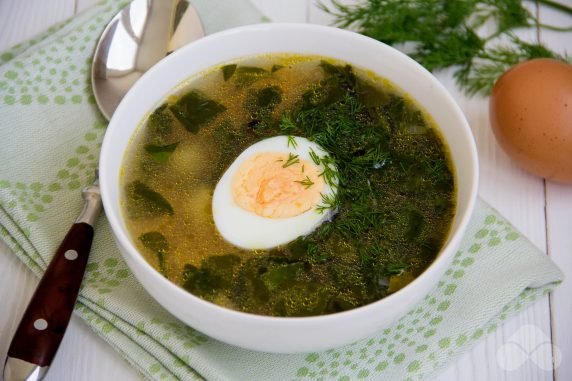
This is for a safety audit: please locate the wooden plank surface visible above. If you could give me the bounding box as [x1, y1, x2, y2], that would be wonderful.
[538, 2, 572, 380]
[0, 0, 74, 49]
[0, 0, 570, 380]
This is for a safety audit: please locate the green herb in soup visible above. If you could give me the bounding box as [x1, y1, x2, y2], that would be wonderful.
[120, 54, 456, 317]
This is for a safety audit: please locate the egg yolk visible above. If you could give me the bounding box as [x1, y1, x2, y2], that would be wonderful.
[232, 152, 325, 218]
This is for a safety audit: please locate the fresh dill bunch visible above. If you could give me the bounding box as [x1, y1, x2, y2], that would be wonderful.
[321, 0, 572, 96]
[455, 35, 565, 94]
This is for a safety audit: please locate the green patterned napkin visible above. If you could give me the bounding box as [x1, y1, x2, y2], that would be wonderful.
[0, 1, 564, 380]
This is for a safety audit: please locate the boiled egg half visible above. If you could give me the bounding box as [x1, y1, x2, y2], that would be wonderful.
[212, 136, 337, 249]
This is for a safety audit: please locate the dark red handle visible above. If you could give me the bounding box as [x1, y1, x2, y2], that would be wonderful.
[7, 223, 94, 367]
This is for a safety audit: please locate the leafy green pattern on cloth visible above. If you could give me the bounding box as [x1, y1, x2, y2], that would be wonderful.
[0, 1, 563, 380]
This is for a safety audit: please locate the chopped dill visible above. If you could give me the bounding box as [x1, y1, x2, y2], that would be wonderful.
[282, 153, 300, 168]
[287, 135, 298, 148]
[283, 60, 454, 259]
[317, 155, 339, 189]
[309, 148, 321, 165]
[279, 115, 297, 134]
[316, 192, 339, 214]
[295, 176, 315, 189]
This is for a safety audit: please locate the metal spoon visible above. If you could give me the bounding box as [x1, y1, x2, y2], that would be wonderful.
[3, 1, 204, 380]
[92, 0, 204, 120]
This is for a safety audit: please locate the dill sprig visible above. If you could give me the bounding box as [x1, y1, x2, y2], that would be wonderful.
[279, 115, 297, 134]
[295, 176, 315, 189]
[321, 0, 571, 96]
[309, 148, 321, 165]
[282, 153, 300, 168]
[317, 154, 339, 189]
[316, 192, 340, 214]
[287, 135, 298, 148]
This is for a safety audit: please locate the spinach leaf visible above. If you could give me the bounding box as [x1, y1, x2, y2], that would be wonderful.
[139, 232, 169, 275]
[139, 231, 169, 252]
[281, 282, 330, 317]
[256, 86, 282, 109]
[237, 66, 267, 74]
[232, 256, 272, 311]
[234, 66, 270, 87]
[221, 64, 237, 81]
[231, 254, 335, 316]
[300, 61, 360, 110]
[406, 209, 425, 240]
[301, 79, 343, 110]
[210, 120, 258, 183]
[182, 264, 221, 298]
[319, 61, 357, 90]
[271, 64, 284, 73]
[144, 142, 179, 163]
[147, 104, 173, 139]
[246, 85, 282, 115]
[125, 181, 173, 218]
[260, 263, 303, 291]
[202, 254, 242, 289]
[328, 261, 367, 299]
[182, 254, 242, 298]
[169, 91, 226, 133]
[284, 236, 310, 261]
[243, 86, 283, 135]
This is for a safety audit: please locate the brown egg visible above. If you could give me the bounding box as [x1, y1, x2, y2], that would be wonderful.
[489, 58, 572, 183]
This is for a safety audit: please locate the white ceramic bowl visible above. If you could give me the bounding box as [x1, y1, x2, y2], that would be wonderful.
[100, 23, 478, 353]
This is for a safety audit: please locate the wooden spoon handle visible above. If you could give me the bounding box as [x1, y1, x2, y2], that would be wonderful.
[4, 181, 101, 381]
[7, 222, 94, 367]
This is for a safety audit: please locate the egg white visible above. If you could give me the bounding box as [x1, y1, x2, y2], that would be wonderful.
[212, 136, 337, 250]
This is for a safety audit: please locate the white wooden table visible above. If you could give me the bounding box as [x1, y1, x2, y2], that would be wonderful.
[1, 1, 570, 380]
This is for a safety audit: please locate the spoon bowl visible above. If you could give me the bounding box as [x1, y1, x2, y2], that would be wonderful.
[92, 0, 204, 120]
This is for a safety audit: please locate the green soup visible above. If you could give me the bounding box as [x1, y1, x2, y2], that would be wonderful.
[120, 54, 456, 317]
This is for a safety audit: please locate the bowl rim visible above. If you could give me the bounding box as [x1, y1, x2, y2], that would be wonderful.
[100, 23, 479, 326]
